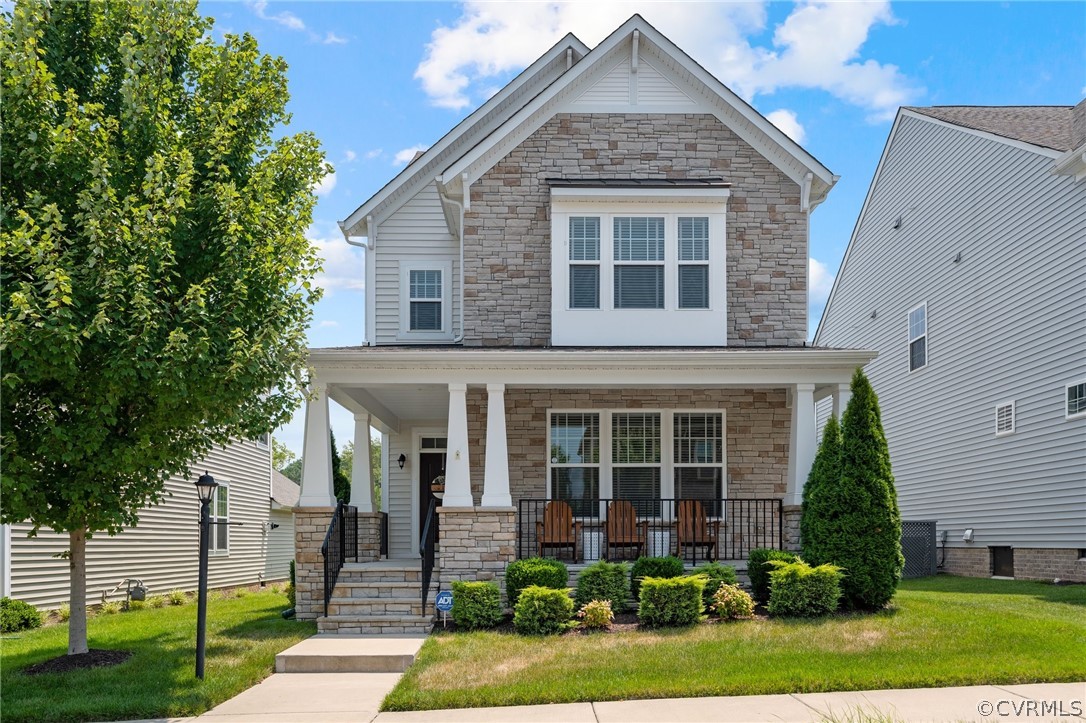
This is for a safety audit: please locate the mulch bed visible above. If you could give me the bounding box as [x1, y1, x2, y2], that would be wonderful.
[22, 649, 132, 676]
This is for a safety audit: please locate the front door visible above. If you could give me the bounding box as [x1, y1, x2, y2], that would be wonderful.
[418, 448, 446, 542]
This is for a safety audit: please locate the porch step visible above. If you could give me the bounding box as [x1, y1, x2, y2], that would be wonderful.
[275, 634, 426, 673]
[327, 596, 428, 617]
[331, 581, 426, 599]
[317, 613, 434, 635]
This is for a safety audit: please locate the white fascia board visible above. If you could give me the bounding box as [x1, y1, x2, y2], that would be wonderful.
[550, 186, 730, 204]
[1052, 145, 1086, 181]
[903, 109, 1065, 160]
[340, 33, 590, 237]
[441, 15, 835, 197]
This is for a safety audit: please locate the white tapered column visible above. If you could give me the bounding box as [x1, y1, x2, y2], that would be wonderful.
[481, 384, 511, 508]
[443, 383, 474, 507]
[298, 383, 335, 507]
[832, 383, 852, 419]
[786, 383, 817, 507]
[349, 413, 374, 513]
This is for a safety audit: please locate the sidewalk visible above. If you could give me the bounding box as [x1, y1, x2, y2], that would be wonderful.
[185, 677, 1085, 723]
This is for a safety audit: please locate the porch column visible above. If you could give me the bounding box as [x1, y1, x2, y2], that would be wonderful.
[481, 384, 512, 507]
[832, 383, 852, 419]
[443, 383, 474, 507]
[349, 413, 374, 513]
[785, 383, 817, 507]
[298, 382, 335, 507]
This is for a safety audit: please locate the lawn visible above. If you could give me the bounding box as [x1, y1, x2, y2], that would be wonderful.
[1, 589, 316, 723]
[383, 576, 1086, 711]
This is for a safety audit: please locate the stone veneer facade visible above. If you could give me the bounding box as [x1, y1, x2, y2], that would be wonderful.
[436, 508, 517, 602]
[462, 113, 807, 347]
[942, 546, 1086, 582]
[292, 506, 335, 621]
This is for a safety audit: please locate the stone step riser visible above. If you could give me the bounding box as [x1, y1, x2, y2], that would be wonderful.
[332, 583, 430, 600]
[327, 600, 426, 617]
[317, 621, 433, 635]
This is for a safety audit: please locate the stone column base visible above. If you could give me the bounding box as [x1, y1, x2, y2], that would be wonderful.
[358, 512, 383, 562]
[782, 504, 802, 552]
[293, 506, 336, 620]
[436, 507, 516, 601]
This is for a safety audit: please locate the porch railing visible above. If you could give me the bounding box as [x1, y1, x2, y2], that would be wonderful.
[516, 498, 783, 565]
[418, 498, 438, 615]
[320, 502, 358, 616]
[379, 511, 389, 558]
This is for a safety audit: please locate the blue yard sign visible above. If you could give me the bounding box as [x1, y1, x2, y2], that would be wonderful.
[435, 590, 453, 612]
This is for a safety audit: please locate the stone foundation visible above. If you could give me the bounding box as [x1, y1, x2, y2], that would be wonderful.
[782, 505, 802, 552]
[940, 546, 1086, 582]
[357, 512, 383, 562]
[437, 507, 516, 601]
[292, 506, 336, 621]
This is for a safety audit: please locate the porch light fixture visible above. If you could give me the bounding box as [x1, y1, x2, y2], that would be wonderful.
[398, 453, 407, 470]
[194, 472, 218, 679]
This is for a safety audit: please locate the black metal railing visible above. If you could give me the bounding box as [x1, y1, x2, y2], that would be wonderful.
[516, 497, 783, 565]
[379, 511, 389, 558]
[320, 502, 358, 616]
[419, 498, 438, 615]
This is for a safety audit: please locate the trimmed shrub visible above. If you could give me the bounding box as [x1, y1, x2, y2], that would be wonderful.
[637, 575, 706, 628]
[577, 599, 614, 630]
[804, 368, 904, 610]
[711, 584, 755, 620]
[748, 548, 797, 603]
[766, 560, 843, 617]
[513, 585, 573, 635]
[630, 556, 685, 599]
[574, 561, 630, 612]
[801, 414, 841, 559]
[167, 589, 188, 606]
[506, 557, 568, 609]
[451, 581, 503, 630]
[288, 560, 296, 607]
[1, 597, 42, 633]
[688, 562, 738, 610]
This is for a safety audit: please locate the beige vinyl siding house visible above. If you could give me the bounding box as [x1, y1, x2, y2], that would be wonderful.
[2, 439, 290, 609]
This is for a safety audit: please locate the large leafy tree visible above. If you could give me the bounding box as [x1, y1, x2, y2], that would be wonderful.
[1, 0, 327, 656]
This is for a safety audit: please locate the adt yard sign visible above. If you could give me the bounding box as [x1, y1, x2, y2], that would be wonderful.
[436, 590, 453, 612]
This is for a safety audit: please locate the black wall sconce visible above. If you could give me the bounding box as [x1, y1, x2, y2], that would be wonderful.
[398, 453, 407, 469]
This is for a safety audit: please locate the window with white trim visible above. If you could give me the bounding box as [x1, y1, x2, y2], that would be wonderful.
[612, 412, 662, 515]
[995, 401, 1015, 436]
[569, 217, 600, 309]
[674, 413, 724, 515]
[549, 413, 600, 516]
[908, 303, 927, 371]
[1067, 382, 1086, 420]
[209, 483, 229, 554]
[399, 261, 452, 340]
[613, 217, 666, 309]
[677, 217, 709, 309]
[256, 433, 269, 449]
[409, 269, 442, 331]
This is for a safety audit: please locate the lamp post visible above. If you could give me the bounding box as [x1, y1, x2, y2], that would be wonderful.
[194, 472, 218, 680]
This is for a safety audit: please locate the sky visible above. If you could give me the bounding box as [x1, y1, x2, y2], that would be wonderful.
[198, 1, 1086, 458]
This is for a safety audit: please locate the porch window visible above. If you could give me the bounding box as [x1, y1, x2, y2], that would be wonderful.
[674, 413, 724, 515]
[549, 413, 600, 516]
[209, 483, 229, 554]
[612, 412, 661, 515]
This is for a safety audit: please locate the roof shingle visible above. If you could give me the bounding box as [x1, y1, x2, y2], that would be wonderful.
[906, 105, 1075, 151]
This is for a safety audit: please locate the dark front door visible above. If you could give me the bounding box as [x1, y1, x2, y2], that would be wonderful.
[419, 452, 445, 542]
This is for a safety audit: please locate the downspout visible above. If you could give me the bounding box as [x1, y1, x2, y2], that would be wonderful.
[341, 216, 375, 345]
[436, 177, 466, 343]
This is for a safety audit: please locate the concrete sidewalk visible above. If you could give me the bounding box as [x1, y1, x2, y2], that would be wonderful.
[184, 677, 1085, 723]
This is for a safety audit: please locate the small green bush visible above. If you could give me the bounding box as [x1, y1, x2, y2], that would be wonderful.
[127, 599, 146, 611]
[630, 556, 685, 599]
[147, 595, 167, 608]
[506, 558, 568, 609]
[513, 585, 573, 635]
[1, 597, 43, 633]
[286, 583, 296, 608]
[767, 560, 843, 617]
[56, 603, 71, 622]
[688, 562, 738, 610]
[748, 548, 798, 603]
[574, 561, 630, 612]
[235, 587, 250, 598]
[269, 583, 283, 595]
[637, 575, 705, 628]
[711, 584, 755, 620]
[577, 599, 614, 630]
[451, 581, 503, 630]
[167, 589, 188, 606]
[99, 600, 122, 615]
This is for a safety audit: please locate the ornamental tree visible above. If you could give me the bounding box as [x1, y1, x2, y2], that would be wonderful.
[800, 413, 841, 563]
[1, 0, 327, 656]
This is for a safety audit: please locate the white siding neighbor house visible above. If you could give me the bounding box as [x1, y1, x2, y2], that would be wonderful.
[291, 15, 876, 634]
[1, 439, 295, 609]
[815, 102, 1086, 582]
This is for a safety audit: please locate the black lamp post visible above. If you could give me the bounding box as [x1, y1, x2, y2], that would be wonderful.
[194, 471, 218, 680]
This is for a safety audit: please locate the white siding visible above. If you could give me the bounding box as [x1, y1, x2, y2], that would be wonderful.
[265, 508, 295, 583]
[385, 427, 415, 557]
[374, 185, 460, 344]
[816, 113, 1086, 551]
[8, 441, 278, 609]
[572, 57, 630, 105]
[637, 58, 697, 106]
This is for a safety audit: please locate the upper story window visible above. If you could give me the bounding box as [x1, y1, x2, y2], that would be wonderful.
[399, 261, 453, 341]
[908, 303, 927, 371]
[1066, 382, 1086, 420]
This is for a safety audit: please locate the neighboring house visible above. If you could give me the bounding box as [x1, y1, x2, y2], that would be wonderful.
[292, 15, 874, 631]
[0, 438, 293, 608]
[815, 102, 1086, 582]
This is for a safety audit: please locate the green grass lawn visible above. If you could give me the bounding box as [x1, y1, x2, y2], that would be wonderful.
[1, 589, 316, 723]
[383, 576, 1086, 711]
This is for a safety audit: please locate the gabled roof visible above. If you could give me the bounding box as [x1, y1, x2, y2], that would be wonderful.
[906, 106, 1075, 152]
[271, 470, 300, 508]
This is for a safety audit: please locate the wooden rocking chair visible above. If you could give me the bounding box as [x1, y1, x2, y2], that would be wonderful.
[535, 500, 582, 563]
[675, 500, 720, 562]
[605, 500, 648, 560]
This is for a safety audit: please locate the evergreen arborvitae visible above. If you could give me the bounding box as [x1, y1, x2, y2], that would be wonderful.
[800, 414, 841, 564]
[807, 369, 903, 610]
[331, 430, 351, 503]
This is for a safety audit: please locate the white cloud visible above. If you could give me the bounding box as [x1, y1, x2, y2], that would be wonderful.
[248, 1, 305, 31]
[313, 169, 337, 196]
[765, 109, 806, 144]
[413, 1, 919, 119]
[809, 257, 835, 305]
[323, 31, 348, 45]
[318, 320, 340, 328]
[365, 148, 383, 160]
[393, 145, 429, 166]
[307, 226, 365, 294]
[344, 150, 358, 162]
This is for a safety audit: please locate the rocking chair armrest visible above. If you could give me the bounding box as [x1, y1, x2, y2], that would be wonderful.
[535, 520, 543, 535]
[573, 521, 583, 536]
[709, 520, 721, 538]
[637, 520, 649, 539]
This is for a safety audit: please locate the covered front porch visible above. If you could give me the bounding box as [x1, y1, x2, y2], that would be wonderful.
[293, 347, 874, 620]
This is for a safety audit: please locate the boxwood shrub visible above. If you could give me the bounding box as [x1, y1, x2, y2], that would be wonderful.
[1, 597, 42, 633]
[630, 556, 685, 599]
[766, 560, 843, 617]
[637, 575, 706, 628]
[574, 561, 630, 612]
[513, 585, 574, 635]
[688, 562, 738, 609]
[451, 580, 503, 630]
[506, 557, 568, 609]
[747, 548, 797, 603]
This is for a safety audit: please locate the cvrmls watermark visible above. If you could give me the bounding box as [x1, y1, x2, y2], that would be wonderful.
[977, 699, 1084, 718]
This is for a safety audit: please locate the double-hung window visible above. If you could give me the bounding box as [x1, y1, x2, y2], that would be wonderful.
[677, 218, 710, 309]
[612, 412, 662, 515]
[569, 217, 600, 309]
[549, 413, 600, 516]
[400, 261, 452, 340]
[409, 269, 442, 331]
[613, 217, 665, 309]
[209, 483, 229, 554]
[908, 303, 927, 371]
[1066, 382, 1086, 420]
[674, 413, 724, 515]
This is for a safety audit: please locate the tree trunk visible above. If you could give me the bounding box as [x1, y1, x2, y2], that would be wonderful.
[68, 527, 89, 655]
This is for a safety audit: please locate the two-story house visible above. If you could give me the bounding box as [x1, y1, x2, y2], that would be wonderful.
[292, 15, 874, 633]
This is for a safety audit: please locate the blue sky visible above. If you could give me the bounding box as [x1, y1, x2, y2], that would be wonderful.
[200, 2, 1085, 457]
